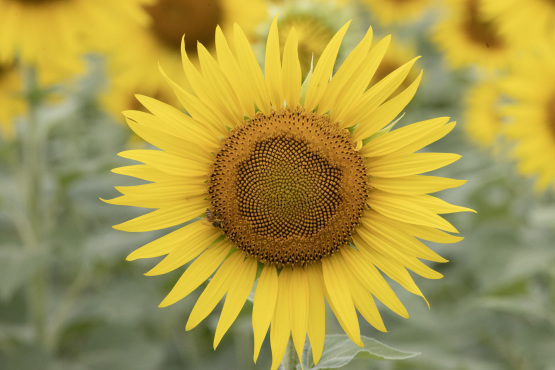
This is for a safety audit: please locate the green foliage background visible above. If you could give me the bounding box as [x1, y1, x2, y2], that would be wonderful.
[1, 4, 555, 370]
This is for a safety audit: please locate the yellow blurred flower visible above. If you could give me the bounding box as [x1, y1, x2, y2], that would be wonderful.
[432, 0, 513, 70]
[362, 0, 433, 25]
[481, 0, 555, 47]
[463, 80, 503, 149]
[0, 61, 24, 139]
[103, 0, 267, 120]
[502, 49, 555, 191]
[106, 17, 472, 369]
[0, 0, 151, 85]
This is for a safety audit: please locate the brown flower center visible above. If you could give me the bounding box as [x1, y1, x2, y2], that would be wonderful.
[144, 0, 222, 54]
[208, 107, 368, 267]
[0, 62, 15, 82]
[464, 0, 504, 49]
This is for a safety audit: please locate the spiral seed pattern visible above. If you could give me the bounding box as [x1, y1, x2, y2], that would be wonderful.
[209, 107, 368, 267]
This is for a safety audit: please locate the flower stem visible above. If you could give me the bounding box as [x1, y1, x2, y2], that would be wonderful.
[22, 64, 47, 348]
[281, 338, 299, 370]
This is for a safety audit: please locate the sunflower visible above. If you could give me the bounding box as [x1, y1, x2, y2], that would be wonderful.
[106, 18, 471, 369]
[432, 0, 514, 70]
[103, 0, 267, 120]
[481, 0, 555, 47]
[361, 0, 433, 26]
[502, 48, 555, 191]
[463, 80, 504, 149]
[0, 0, 151, 85]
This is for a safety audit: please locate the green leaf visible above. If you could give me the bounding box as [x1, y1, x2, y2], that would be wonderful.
[0, 247, 48, 301]
[300, 334, 419, 369]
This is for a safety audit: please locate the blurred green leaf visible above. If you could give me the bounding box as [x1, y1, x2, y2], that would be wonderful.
[0, 247, 47, 301]
[300, 334, 419, 370]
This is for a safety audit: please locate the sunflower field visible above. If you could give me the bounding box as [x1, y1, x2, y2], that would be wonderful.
[1, 0, 555, 369]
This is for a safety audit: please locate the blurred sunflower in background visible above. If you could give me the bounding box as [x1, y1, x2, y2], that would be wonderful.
[0, 0, 151, 85]
[0, 61, 24, 138]
[274, 3, 348, 78]
[502, 48, 555, 191]
[103, 0, 267, 120]
[106, 16, 472, 369]
[481, 0, 555, 47]
[432, 0, 513, 70]
[361, 0, 433, 26]
[463, 80, 504, 150]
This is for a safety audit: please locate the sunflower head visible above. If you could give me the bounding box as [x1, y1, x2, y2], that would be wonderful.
[145, 0, 222, 53]
[462, 0, 504, 49]
[108, 16, 472, 370]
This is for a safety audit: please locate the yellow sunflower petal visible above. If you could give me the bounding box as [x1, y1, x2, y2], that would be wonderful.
[126, 221, 219, 261]
[331, 35, 391, 125]
[340, 247, 408, 318]
[360, 117, 450, 157]
[233, 23, 271, 114]
[321, 253, 363, 347]
[158, 66, 228, 138]
[253, 265, 279, 363]
[306, 263, 326, 365]
[145, 226, 222, 276]
[115, 181, 206, 203]
[159, 240, 232, 307]
[318, 26, 374, 113]
[186, 250, 246, 331]
[366, 153, 461, 178]
[394, 122, 458, 156]
[266, 16, 285, 109]
[214, 255, 258, 348]
[118, 149, 210, 177]
[111, 164, 173, 183]
[345, 57, 419, 126]
[126, 118, 213, 162]
[282, 27, 301, 108]
[133, 95, 220, 144]
[360, 210, 448, 263]
[369, 190, 459, 233]
[353, 71, 422, 141]
[113, 198, 207, 232]
[181, 39, 234, 131]
[289, 267, 309, 366]
[403, 194, 476, 214]
[352, 235, 431, 306]
[215, 26, 255, 117]
[370, 175, 467, 195]
[270, 268, 292, 370]
[197, 43, 245, 126]
[357, 223, 444, 280]
[401, 222, 464, 244]
[102, 194, 177, 209]
[304, 21, 351, 112]
[342, 262, 387, 332]
[123, 109, 219, 151]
